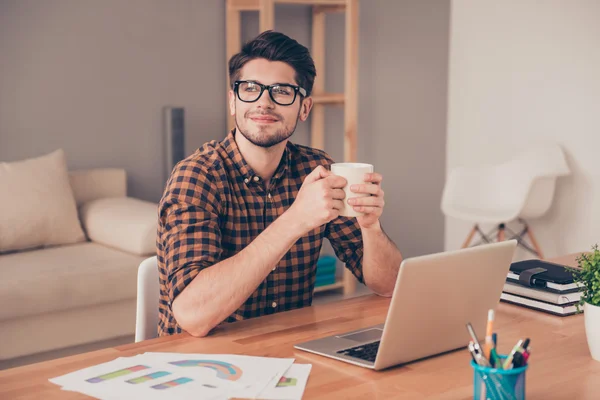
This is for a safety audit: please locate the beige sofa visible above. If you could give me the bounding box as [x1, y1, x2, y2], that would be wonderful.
[0, 167, 157, 361]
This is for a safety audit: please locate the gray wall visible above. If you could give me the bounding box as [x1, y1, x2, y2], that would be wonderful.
[0, 0, 449, 258]
[0, 0, 226, 201]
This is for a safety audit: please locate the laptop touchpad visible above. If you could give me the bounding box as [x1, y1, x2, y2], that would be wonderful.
[338, 328, 383, 342]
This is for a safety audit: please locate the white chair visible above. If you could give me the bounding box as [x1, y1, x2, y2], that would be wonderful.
[441, 144, 571, 258]
[135, 256, 159, 342]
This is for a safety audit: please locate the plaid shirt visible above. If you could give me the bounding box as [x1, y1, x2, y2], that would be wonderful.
[156, 130, 364, 336]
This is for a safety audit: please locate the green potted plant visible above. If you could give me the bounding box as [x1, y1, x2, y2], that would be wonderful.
[568, 245, 600, 361]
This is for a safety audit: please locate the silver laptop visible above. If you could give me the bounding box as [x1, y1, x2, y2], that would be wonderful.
[294, 240, 517, 370]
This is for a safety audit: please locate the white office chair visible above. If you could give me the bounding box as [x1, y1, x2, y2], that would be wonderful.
[135, 256, 160, 342]
[441, 144, 571, 258]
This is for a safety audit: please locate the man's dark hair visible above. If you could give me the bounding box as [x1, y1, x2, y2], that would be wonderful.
[228, 30, 317, 97]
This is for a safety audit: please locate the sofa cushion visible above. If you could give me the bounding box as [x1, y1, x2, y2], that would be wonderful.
[0, 242, 144, 321]
[69, 169, 127, 207]
[79, 197, 157, 256]
[0, 149, 86, 253]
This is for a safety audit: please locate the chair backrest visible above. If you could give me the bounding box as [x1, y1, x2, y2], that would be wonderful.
[441, 143, 571, 222]
[135, 256, 160, 342]
[511, 144, 571, 219]
[511, 144, 571, 179]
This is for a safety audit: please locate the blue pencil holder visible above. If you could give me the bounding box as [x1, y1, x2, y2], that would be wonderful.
[470, 356, 528, 400]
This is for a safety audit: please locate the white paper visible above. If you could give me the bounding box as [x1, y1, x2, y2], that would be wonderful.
[258, 364, 312, 400]
[142, 352, 294, 398]
[52, 355, 230, 399]
[49, 352, 295, 400]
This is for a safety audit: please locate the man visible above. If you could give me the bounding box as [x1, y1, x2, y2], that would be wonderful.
[157, 30, 402, 337]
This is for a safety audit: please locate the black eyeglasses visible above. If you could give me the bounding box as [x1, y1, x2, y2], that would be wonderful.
[233, 80, 307, 106]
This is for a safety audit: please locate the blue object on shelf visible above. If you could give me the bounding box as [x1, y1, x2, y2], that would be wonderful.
[317, 255, 336, 272]
[315, 275, 336, 287]
[316, 265, 336, 275]
[315, 255, 337, 287]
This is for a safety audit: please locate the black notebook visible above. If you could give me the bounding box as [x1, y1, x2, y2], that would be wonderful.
[506, 259, 582, 293]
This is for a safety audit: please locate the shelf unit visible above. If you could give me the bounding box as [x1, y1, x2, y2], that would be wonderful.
[313, 281, 344, 293]
[225, 0, 359, 295]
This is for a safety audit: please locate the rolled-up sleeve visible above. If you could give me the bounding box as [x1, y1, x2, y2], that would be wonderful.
[157, 165, 223, 305]
[325, 217, 364, 284]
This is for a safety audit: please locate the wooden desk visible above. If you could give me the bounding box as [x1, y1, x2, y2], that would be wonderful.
[2, 254, 600, 399]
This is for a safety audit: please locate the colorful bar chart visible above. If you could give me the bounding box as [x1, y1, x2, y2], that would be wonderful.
[169, 360, 242, 381]
[277, 376, 298, 387]
[126, 371, 171, 384]
[151, 377, 193, 390]
[85, 365, 150, 383]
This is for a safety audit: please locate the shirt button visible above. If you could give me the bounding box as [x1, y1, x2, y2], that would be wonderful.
[253, 176, 260, 182]
[244, 178, 249, 184]
[271, 301, 277, 308]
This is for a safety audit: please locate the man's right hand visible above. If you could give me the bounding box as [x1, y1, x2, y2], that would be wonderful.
[286, 165, 347, 234]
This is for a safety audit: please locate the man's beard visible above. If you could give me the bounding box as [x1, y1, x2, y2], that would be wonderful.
[235, 108, 300, 148]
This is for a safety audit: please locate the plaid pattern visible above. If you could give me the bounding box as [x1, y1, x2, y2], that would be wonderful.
[156, 130, 364, 336]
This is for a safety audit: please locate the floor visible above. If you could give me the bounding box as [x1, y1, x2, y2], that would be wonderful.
[1, 284, 373, 371]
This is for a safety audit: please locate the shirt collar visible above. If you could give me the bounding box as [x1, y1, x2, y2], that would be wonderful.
[222, 129, 291, 185]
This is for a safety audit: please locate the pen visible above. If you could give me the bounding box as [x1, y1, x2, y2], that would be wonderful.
[502, 339, 524, 369]
[512, 351, 524, 368]
[489, 347, 502, 369]
[523, 347, 531, 365]
[471, 345, 491, 368]
[488, 333, 503, 368]
[468, 341, 489, 366]
[467, 341, 477, 363]
[469, 342, 489, 400]
[484, 310, 495, 359]
[466, 323, 484, 357]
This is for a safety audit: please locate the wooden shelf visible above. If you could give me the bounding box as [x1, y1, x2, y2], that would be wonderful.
[314, 281, 345, 293]
[227, 0, 260, 11]
[312, 93, 345, 104]
[227, 0, 345, 10]
[275, 0, 346, 5]
[226, 0, 359, 295]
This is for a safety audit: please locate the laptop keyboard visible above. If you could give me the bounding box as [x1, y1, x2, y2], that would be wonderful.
[336, 341, 380, 363]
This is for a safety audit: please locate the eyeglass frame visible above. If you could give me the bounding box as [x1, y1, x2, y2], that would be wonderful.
[233, 80, 307, 106]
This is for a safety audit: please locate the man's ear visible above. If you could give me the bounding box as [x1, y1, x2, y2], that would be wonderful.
[298, 97, 313, 122]
[228, 90, 236, 116]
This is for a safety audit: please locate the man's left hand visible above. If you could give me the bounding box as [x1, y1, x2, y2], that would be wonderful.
[347, 173, 384, 230]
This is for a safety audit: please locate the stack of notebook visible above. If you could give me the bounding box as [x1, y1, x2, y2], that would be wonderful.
[501, 259, 583, 316]
[315, 255, 337, 287]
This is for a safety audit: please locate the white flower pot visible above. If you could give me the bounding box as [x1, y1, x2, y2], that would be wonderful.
[584, 302, 600, 361]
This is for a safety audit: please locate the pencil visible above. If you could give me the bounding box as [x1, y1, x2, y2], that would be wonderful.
[503, 339, 524, 370]
[484, 309, 494, 359]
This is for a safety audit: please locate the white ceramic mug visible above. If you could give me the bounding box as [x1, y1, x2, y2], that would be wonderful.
[330, 162, 374, 218]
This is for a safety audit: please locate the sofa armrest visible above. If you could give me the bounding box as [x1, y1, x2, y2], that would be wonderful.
[79, 197, 158, 256]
